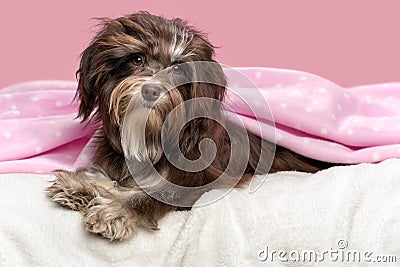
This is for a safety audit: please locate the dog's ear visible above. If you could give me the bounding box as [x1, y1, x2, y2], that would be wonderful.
[75, 43, 98, 122]
[189, 61, 226, 117]
[177, 62, 226, 154]
[191, 61, 226, 98]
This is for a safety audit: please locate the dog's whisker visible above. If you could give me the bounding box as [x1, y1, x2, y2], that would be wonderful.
[109, 78, 147, 125]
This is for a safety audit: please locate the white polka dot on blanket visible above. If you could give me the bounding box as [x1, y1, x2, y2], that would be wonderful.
[300, 76, 308, 82]
[35, 147, 42, 153]
[56, 101, 63, 107]
[373, 153, 380, 161]
[11, 105, 17, 110]
[337, 104, 342, 111]
[3, 132, 12, 138]
[30, 96, 39, 102]
[303, 137, 311, 144]
[306, 107, 313, 112]
[318, 88, 327, 93]
[55, 130, 62, 138]
[292, 90, 301, 96]
[280, 103, 287, 109]
[255, 72, 262, 78]
[331, 113, 336, 120]
[343, 92, 350, 99]
[275, 83, 283, 88]
[346, 128, 354, 136]
[373, 127, 380, 132]
[321, 128, 328, 135]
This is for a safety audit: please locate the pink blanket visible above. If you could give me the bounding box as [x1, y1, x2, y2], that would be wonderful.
[1, 68, 399, 173]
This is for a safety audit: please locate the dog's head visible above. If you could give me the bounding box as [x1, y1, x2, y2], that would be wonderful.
[76, 12, 227, 164]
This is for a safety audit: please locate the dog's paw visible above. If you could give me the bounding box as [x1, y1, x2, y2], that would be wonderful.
[84, 197, 138, 241]
[46, 172, 99, 211]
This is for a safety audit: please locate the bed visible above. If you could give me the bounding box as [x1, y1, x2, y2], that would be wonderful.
[1, 160, 400, 266]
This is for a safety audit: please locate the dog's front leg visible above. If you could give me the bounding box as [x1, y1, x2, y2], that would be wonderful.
[84, 186, 175, 241]
[46, 166, 117, 211]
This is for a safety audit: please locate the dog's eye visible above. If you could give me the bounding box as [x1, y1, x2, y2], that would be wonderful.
[132, 54, 145, 66]
[171, 64, 182, 75]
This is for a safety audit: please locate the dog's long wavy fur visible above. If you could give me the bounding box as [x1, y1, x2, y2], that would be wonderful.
[46, 12, 335, 241]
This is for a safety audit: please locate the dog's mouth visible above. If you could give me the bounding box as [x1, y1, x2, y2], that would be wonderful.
[142, 101, 155, 109]
[110, 77, 178, 126]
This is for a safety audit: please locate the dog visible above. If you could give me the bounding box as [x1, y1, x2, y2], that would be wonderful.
[46, 12, 334, 241]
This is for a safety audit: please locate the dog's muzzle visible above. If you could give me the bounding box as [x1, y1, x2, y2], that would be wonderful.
[141, 84, 161, 101]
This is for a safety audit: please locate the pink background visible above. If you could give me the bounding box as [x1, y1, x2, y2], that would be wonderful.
[0, 0, 399, 88]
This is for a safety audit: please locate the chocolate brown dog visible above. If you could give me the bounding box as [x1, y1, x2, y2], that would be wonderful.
[46, 12, 333, 241]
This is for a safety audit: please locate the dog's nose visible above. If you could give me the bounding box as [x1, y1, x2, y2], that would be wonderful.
[141, 84, 161, 101]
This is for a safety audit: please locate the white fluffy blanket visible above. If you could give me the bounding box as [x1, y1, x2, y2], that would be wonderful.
[1, 159, 400, 266]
